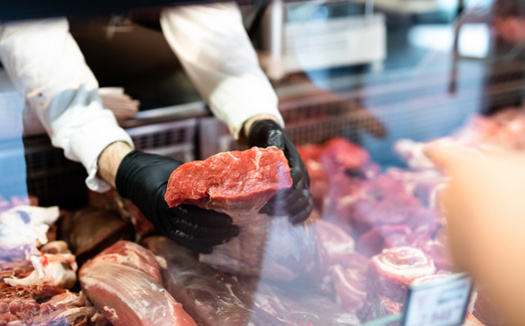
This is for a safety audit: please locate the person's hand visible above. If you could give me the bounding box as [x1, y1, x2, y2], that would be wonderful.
[115, 150, 239, 253]
[247, 119, 313, 224]
[99, 88, 139, 123]
[425, 141, 525, 325]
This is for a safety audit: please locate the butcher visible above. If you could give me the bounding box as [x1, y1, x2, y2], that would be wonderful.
[0, 3, 313, 253]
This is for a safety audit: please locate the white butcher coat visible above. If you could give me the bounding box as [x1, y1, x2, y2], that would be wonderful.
[0, 2, 283, 192]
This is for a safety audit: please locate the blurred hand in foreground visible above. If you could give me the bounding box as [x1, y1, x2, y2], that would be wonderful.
[425, 140, 525, 326]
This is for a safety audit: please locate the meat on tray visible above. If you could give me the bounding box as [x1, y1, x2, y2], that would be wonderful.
[367, 246, 436, 303]
[58, 207, 134, 265]
[164, 146, 318, 281]
[79, 241, 196, 326]
[144, 236, 360, 326]
[143, 236, 282, 326]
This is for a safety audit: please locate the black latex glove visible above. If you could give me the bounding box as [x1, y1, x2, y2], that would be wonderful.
[248, 119, 313, 224]
[116, 150, 239, 253]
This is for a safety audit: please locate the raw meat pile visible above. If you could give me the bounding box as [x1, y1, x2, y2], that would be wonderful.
[295, 137, 497, 325]
[4, 113, 515, 326]
[164, 146, 319, 282]
[79, 241, 196, 326]
[0, 204, 109, 325]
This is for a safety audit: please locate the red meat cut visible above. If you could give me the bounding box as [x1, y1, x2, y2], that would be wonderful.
[79, 241, 196, 326]
[165, 147, 318, 281]
[165, 146, 292, 213]
[367, 247, 436, 302]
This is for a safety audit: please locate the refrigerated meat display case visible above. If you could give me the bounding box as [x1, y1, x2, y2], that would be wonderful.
[0, 0, 523, 325]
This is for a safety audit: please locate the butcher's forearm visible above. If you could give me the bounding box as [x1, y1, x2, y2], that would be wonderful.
[97, 141, 133, 189]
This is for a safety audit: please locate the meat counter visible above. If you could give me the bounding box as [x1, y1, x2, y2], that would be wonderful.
[1, 0, 524, 325]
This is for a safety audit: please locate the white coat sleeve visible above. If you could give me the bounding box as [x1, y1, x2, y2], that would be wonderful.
[0, 18, 134, 192]
[160, 3, 284, 140]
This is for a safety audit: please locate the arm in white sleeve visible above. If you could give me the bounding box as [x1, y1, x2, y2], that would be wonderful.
[0, 18, 134, 192]
[160, 3, 284, 140]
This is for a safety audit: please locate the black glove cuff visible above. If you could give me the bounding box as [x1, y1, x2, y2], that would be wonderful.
[115, 150, 141, 199]
[115, 150, 181, 202]
[248, 119, 285, 149]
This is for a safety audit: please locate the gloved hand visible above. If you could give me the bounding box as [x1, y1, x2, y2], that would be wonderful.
[116, 150, 239, 253]
[248, 119, 313, 224]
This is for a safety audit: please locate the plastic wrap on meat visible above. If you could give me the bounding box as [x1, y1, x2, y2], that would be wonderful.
[58, 207, 134, 264]
[4, 242, 77, 289]
[0, 284, 109, 326]
[330, 265, 367, 313]
[143, 236, 284, 326]
[367, 247, 436, 302]
[357, 225, 412, 258]
[164, 147, 317, 281]
[80, 241, 196, 326]
[0, 206, 60, 261]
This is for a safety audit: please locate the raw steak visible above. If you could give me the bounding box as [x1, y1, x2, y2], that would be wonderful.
[165, 146, 292, 212]
[367, 247, 436, 302]
[164, 147, 317, 281]
[0, 284, 109, 326]
[80, 241, 196, 326]
[58, 207, 134, 264]
[143, 236, 283, 326]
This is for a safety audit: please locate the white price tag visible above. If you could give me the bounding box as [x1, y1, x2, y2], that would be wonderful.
[402, 274, 472, 326]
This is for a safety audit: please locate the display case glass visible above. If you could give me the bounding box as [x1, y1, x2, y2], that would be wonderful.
[0, 0, 522, 325]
